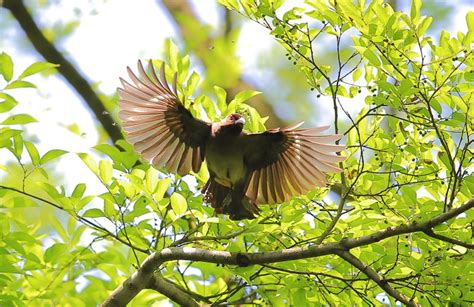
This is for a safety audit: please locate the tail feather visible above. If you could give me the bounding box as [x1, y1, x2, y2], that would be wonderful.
[202, 179, 260, 220]
[202, 179, 230, 214]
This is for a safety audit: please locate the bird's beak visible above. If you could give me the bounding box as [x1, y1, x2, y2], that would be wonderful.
[235, 117, 246, 125]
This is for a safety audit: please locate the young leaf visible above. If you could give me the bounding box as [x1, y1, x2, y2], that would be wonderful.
[19, 62, 58, 79]
[44, 243, 68, 263]
[170, 192, 187, 216]
[214, 86, 227, 114]
[12, 134, 23, 159]
[1, 114, 37, 125]
[0, 93, 19, 113]
[40, 149, 68, 164]
[77, 153, 98, 174]
[185, 71, 200, 96]
[24, 141, 40, 166]
[71, 183, 86, 199]
[99, 160, 113, 184]
[0, 52, 14, 82]
[82, 208, 105, 218]
[5, 80, 36, 90]
[231, 90, 261, 105]
[155, 177, 171, 201]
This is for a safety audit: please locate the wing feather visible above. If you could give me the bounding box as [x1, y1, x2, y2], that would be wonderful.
[118, 60, 210, 175]
[243, 123, 345, 204]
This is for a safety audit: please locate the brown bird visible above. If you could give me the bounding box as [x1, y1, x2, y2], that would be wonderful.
[118, 60, 345, 220]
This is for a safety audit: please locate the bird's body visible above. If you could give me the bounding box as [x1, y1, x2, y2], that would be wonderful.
[118, 61, 345, 220]
[206, 125, 246, 189]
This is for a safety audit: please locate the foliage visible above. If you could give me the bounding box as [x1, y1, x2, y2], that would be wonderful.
[1, 0, 473, 306]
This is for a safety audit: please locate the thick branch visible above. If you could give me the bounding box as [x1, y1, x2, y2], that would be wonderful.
[146, 273, 199, 307]
[3, 0, 123, 143]
[104, 198, 473, 306]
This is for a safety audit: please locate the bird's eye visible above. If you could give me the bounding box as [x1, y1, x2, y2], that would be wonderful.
[229, 115, 234, 120]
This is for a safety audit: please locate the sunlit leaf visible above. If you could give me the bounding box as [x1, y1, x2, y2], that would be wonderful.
[0, 52, 14, 82]
[19, 62, 58, 79]
[1, 114, 37, 125]
[170, 192, 187, 216]
[40, 149, 68, 164]
[24, 141, 40, 166]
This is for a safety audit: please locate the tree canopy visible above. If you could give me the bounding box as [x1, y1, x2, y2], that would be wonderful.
[0, 0, 473, 306]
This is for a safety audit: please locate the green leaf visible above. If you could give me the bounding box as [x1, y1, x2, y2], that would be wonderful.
[71, 183, 86, 199]
[40, 149, 67, 164]
[0, 261, 21, 273]
[98, 160, 113, 184]
[214, 86, 228, 113]
[227, 90, 261, 115]
[145, 167, 159, 194]
[1, 114, 37, 125]
[77, 152, 98, 174]
[467, 11, 474, 32]
[232, 90, 261, 104]
[166, 39, 179, 71]
[4, 80, 36, 90]
[410, 0, 422, 22]
[0, 52, 14, 82]
[364, 48, 380, 66]
[155, 177, 171, 201]
[82, 208, 105, 218]
[12, 134, 23, 159]
[24, 141, 40, 166]
[0, 93, 19, 113]
[44, 243, 68, 263]
[400, 186, 417, 205]
[352, 67, 362, 82]
[0, 127, 23, 147]
[49, 216, 68, 242]
[170, 192, 187, 216]
[219, 0, 239, 10]
[94, 144, 122, 164]
[38, 182, 65, 203]
[185, 71, 200, 96]
[19, 62, 58, 79]
[418, 17, 432, 36]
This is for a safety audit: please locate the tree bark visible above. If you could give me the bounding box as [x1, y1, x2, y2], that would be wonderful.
[103, 198, 474, 306]
[3, 0, 123, 143]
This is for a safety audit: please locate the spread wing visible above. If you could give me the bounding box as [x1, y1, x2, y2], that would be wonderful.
[243, 123, 345, 204]
[118, 60, 210, 175]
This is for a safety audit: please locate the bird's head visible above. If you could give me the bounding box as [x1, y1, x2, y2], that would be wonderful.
[213, 113, 246, 136]
[223, 113, 246, 126]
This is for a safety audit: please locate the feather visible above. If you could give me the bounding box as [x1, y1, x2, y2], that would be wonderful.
[177, 146, 192, 176]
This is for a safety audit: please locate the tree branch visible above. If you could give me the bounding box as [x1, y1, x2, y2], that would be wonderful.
[0, 185, 150, 254]
[146, 273, 199, 307]
[423, 228, 474, 249]
[104, 198, 473, 306]
[335, 250, 416, 306]
[3, 0, 123, 143]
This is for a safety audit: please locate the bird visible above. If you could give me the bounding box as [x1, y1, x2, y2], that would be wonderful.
[118, 60, 346, 220]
